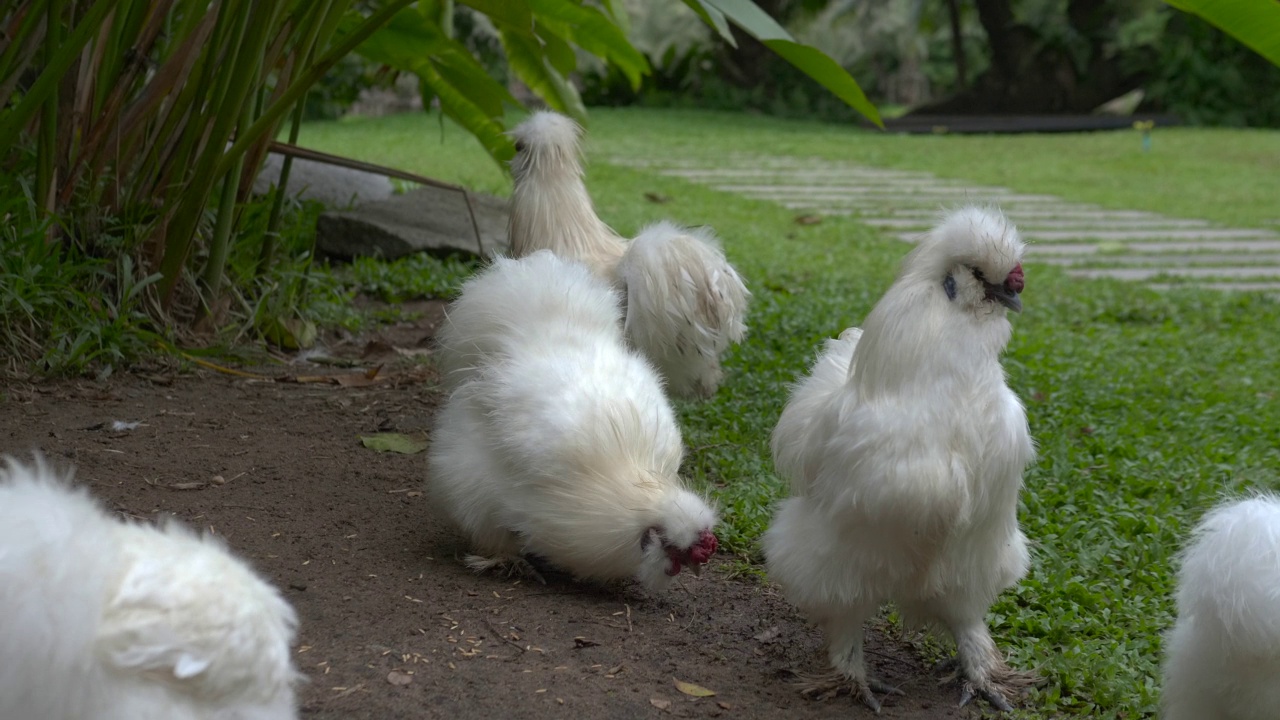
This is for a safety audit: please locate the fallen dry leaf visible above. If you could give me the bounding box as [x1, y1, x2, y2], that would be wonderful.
[674, 678, 716, 697]
[649, 697, 671, 711]
[717, 701, 733, 710]
[386, 670, 412, 686]
[794, 213, 823, 225]
[573, 637, 599, 648]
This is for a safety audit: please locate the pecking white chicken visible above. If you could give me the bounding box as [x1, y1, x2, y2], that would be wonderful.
[0, 457, 300, 720]
[507, 111, 750, 399]
[1163, 494, 1280, 720]
[763, 206, 1034, 713]
[427, 250, 719, 591]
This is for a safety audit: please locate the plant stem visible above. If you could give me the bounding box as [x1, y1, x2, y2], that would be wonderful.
[259, 79, 310, 275]
[35, 0, 62, 226]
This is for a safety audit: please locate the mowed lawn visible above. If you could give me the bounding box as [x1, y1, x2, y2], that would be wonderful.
[299, 109, 1280, 717]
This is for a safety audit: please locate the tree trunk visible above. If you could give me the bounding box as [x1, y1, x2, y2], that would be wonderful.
[912, 0, 1148, 115]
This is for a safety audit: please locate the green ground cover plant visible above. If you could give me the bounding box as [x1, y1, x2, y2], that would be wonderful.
[298, 108, 1280, 718]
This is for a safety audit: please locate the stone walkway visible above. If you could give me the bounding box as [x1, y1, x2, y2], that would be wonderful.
[611, 155, 1280, 293]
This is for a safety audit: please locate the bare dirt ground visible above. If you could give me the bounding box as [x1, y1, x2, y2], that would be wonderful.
[1, 303, 985, 720]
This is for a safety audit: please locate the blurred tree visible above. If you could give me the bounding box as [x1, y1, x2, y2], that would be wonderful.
[914, 0, 1159, 113]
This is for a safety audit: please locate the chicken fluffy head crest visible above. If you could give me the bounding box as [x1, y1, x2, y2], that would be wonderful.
[923, 206, 1026, 314]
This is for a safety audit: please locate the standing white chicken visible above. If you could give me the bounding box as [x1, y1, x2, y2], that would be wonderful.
[0, 457, 300, 720]
[427, 250, 719, 591]
[1163, 494, 1280, 720]
[507, 111, 751, 399]
[763, 206, 1034, 712]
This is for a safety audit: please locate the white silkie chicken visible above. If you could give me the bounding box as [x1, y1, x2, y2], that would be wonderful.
[0, 457, 300, 720]
[507, 111, 751, 399]
[1163, 494, 1280, 720]
[763, 206, 1034, 713]
[427, 250, 719, 591]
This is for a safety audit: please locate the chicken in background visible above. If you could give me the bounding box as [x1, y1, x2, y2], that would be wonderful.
[763, 206, 1035, 712]
[427, 250, 718, 592]
[507, 111, 750, 400]
[0, 457, 300, 720]
[1163, 494, 1280, 720]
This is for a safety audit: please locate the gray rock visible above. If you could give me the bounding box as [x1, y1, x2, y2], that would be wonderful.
[315, 184, 509, 260]
[254, 152, 395, 208]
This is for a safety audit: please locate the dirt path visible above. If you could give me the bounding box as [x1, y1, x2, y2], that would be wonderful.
[1, 311, 980, 720]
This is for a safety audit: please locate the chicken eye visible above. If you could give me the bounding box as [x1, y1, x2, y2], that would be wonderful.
[943, 273, 957, 300]
[969, 265, 987, 282]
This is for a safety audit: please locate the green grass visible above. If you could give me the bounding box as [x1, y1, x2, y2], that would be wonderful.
[295, 109, 1280, 718]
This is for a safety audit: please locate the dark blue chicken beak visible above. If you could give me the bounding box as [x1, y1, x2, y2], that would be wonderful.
[983, 280, 1023, 313]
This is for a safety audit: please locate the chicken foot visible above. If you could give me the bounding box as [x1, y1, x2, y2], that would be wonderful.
[464, 553, 547, 584]
[941, 621, 1036, 713]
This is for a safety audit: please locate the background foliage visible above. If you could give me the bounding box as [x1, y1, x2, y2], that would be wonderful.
[0, 0, 875, 374]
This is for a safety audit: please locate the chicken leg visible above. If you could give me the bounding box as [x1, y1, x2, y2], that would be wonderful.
[945, 618, 1034, 712]
[800, 607, 903, 713]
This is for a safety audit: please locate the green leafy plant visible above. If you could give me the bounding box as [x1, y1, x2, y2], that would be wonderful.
[0, 0, 879, 375]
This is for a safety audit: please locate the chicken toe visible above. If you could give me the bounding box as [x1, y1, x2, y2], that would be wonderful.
[464, 554, 547, 584]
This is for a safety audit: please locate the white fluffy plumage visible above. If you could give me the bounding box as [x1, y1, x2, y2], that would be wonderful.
[1163, 494, 1280, 720]
[508, 111, 750, 399]
[762, 206, 1034, 712]
[0, 457, 300, 720]
[427, 250, 719, 592]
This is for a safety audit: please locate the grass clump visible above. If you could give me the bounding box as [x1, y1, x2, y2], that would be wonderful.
[298, 108, 1280, 718]
[0, 178, 163, 377]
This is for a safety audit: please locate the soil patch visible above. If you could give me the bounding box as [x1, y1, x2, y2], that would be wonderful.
[1, 309, 984, 720]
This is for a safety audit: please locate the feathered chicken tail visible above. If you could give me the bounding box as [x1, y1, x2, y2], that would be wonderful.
[771, 328, 861, 494]
[1163, 494, 1280, 719]
[617, 221, 750, 399]
[508, 111, 626, 275]
[435, 251, 623, 390]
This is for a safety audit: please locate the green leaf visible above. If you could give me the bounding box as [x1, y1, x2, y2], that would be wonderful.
[536, 20, 578, 76]
[459, 0, 532, 28]
[698, 0, 882, 127]
[1163, 0, 1280, 68]
[258, 315, 318, 350]
[681, 0, 735, 45]
[360, 433, 430, 454]
[498, 26, 587, 121]
[355, 7, 518, 165]
[528, 0, 649, 90]
[418, 59, 516, 164]
[0, 0, 122, 149]
[760, 39, 881, 127]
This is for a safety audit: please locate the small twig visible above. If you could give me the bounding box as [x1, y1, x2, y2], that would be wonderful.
[329, 683, 365, 700]
[483, 618, 527, 656]
[625, 603, 632, 633]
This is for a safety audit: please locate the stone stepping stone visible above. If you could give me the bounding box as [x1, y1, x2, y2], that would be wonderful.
[714, 184, 1022, 196]
[861, 216, 1211, 230]
[609, 153, 1280, 293]
[845, 207, 1181, 221]
[1148, 282, 1280, 293]
[1029, 239, 1280, 255]
[1036, 253, 1280, 266]
[901, 228, 1279, 243]
[1068, 266, 1280, 280]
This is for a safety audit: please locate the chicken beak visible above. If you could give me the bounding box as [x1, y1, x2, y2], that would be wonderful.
[984, 281, 1023, 313]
